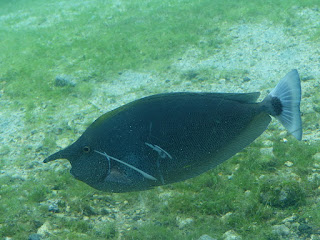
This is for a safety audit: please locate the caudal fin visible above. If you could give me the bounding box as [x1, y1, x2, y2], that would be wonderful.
[268, 69, 302, 140]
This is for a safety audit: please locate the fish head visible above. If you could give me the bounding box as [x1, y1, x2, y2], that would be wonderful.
[43, 139, 109, 186]
[43, 138, 148, 192]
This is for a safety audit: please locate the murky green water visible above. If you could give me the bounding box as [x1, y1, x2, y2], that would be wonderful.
[0, 0, 319, 239]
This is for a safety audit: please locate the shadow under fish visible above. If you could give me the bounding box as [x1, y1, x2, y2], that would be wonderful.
[44, 70, 302, 193]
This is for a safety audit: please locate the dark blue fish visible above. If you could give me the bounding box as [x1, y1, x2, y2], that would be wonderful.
[44, 70, 302, 193]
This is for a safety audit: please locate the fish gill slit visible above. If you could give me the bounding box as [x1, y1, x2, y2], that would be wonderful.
[149, 122, 153, 138]
[157, 158, 165, 185]
[94, 150, 157, 181]
[105, 152, 111, 175]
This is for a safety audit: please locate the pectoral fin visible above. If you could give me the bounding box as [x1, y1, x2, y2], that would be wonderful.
[104, 168, 132, 184]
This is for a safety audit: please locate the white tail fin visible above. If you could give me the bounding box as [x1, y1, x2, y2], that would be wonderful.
[268, 69, 302, 140]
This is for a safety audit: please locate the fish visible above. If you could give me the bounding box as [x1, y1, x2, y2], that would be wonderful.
[44, 70, 302, 193]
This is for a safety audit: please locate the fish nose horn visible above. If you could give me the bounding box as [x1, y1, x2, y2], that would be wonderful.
[43, 149, 67, 163]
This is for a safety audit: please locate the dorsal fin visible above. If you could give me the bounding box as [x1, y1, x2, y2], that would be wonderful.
[89, 92, 260, 130]
[203, 92, 260, 103]
[143, 92, 261, 104]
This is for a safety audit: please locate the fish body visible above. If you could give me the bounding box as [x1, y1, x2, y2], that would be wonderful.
[44, 70, 302, 193]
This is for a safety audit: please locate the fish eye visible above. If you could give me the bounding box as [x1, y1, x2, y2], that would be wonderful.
[83, 146, 91, 153]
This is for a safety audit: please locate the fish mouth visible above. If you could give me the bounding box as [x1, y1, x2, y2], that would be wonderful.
[43, 149, 66, 163]
[44, 145, 77, 163]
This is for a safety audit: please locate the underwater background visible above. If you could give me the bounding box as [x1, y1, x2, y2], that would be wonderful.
[0, 0, 320, 239]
